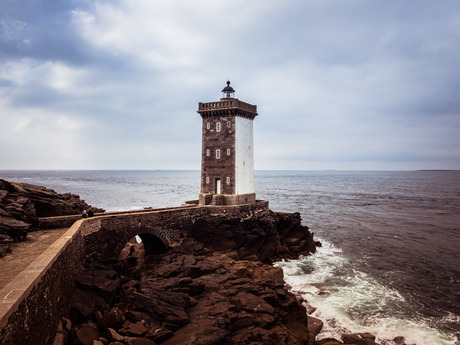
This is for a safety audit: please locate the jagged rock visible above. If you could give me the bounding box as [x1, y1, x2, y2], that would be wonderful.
[308, 316, 324, 344]
[191, 326, 229, 345]
[189, 210, 317, 263]
[393, 336, 406, 345]
[107, 328, 125, 342]
[70, 288, 107, 321]
[341, 333, 380, 345]
[230, 291, 275, 314]
[52, 332, 66, 345]
[0, 179, 104, 245]
[126, 321, 148, 337]
[0, 215, 29, 242]
[99, 307, 125, 330]
[76, 323, 99, 345]
[315, 339, 343, 345]
[125, 337, 156, 345]
[147, 326, 173, 343]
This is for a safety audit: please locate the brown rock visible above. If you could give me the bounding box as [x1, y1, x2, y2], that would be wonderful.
[0, 179, 105, 244]
[146, 326, 173, 343]
[125, 337, 156, 345]
[341, 333, 379, 345]
[308, 316, 324, 344]
[71, 288, 107, 320]
[315, 339, 343, 345]
[126, 321, 148, 336]
[228, 327, 281, 345]
[99, 307, 125, 329]
[107, 328, 125, 342]
[191, 326, 229, 345]
[52, 332, 66, 345]
[76, 323, 99, 345]
[231, 292, 275, 314]
[393, 336, 406, 345]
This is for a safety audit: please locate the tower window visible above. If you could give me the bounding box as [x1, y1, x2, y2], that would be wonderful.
[206, 123, 210, 129]
[226, 177, 230, 184]
[227, 149, 231, 155]
[216, 149, 221, 159]
[227, 121, 231, 128]
[206, 149, 210, 156]
[206, 177, 210, 183]
[216, 122, 221, 132]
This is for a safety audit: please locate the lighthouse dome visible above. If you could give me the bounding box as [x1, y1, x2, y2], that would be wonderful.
[221, 80, 235, 98]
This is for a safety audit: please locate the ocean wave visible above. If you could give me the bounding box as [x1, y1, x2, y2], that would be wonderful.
[275, 239, 458, 345]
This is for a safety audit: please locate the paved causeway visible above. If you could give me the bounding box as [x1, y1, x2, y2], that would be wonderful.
[0, 228, 68, 290]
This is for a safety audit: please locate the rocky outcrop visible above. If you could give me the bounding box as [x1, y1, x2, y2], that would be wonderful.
[62, 211, 320, 345]
[188, 211, 318, 264]
[0, 179, 104, 248]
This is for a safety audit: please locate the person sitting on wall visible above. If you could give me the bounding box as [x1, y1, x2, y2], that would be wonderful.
[82, 209, 87, 218]
[88, 208, 94, 217]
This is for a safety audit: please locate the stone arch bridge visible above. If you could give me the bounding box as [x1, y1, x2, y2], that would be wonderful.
[0, 201, 268, 345]
[81, 202, 266, 260]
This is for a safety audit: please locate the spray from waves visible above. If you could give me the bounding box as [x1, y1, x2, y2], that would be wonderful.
[275, 240, 459, 345]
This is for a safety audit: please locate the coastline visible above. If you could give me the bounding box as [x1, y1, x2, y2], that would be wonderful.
[1, 177, 453, 344]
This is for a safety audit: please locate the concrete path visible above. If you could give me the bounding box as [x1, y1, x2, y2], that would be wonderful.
[0, 228, 68, 290]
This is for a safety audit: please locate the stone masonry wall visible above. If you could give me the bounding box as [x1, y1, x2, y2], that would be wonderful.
[201, 115, 236, 195]
[0, 220, 87, 345]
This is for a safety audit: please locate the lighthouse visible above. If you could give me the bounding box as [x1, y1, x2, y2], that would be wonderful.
[197, 81, 258, 205]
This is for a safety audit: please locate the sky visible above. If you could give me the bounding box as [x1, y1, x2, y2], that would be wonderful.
[1, 0, 459, 171]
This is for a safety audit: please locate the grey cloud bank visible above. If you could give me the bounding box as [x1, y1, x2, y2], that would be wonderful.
[1, 0, 459, 170]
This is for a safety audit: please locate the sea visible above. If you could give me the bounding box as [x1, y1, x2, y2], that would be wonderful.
[0, 170, 459, 345]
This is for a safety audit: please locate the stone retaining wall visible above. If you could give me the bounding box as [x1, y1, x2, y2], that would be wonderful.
[0, 220, 87, 345]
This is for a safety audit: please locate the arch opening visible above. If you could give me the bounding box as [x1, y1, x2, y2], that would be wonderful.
[118, 232, 168, 262]
[138, 233, 168, 254]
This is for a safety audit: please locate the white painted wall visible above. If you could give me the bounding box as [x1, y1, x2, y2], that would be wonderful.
[235, 117, 255, 194]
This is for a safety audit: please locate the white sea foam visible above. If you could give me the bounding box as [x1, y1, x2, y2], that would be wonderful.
[275, 239, 458, 345]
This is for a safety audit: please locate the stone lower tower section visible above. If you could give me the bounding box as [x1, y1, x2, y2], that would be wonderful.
[197, 81, 258, 205]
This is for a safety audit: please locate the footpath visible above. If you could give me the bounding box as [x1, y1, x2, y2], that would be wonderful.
[0, 228, 68, 290]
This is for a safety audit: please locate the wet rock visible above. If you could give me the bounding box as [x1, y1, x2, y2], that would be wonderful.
[308, 316, 324, 344]
[341, 333, 379, 345]
[393, 336, 406, 345]
[315, 339, 343, 345]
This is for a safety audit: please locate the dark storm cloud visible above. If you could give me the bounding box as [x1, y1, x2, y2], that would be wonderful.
[0, 0, 93, 64]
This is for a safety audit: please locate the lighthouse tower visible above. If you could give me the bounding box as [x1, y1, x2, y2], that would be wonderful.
[197, 81, 258, 205]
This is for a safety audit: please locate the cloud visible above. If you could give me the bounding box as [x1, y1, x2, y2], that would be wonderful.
[0, 0, 460, 170]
